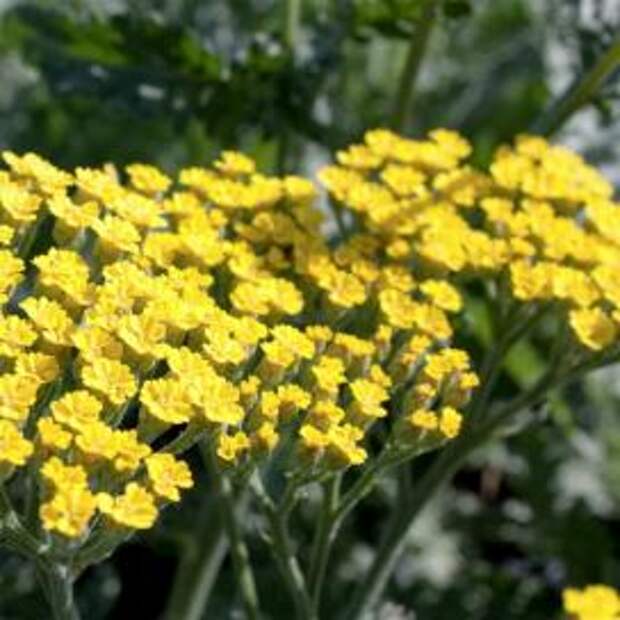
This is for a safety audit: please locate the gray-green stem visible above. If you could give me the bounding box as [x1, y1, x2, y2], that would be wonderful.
[1, 485, 80, 620]
[251, 475, 315, 620]
[201, 443, 260, 620]
[391, 0, 438, 131]
[344, 320, 572, 618]
[163, 490, 229, 620]
[532, 36, 620, 136]
[307, 474, 341, 612]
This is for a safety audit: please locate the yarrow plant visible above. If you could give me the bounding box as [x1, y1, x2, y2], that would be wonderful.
[0, 128, 619, 619]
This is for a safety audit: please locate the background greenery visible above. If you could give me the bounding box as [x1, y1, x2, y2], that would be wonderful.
[0, 1, 619, 618]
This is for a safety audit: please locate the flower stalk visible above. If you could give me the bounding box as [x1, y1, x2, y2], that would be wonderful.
[391, 0, 439, 131]
[533, 36, 620, 136]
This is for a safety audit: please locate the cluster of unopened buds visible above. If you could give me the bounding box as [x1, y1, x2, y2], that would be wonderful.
[0, 126, 618, 617]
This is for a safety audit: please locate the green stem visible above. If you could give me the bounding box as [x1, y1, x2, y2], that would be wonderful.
[391, 0, 438, 131]
[532, 36, 620, 136]
[0, 486, 79, 620]
[36, 561, 80, 620]
[251, 475, 315, 620]
[344, 438, 466, 619]
[470, 303, 549, 425]
[202, 444, 260, 620]
[329, 200, 348, 241]
[278, 0, 301, 174]
[163, 493, 229, 620]
[307, 475, 341, 611]
[344, 324, 570, 619]
[284, 0, 301, 50]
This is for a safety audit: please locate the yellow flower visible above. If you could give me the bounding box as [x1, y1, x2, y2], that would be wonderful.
[81, 359, 137, 406]
[214, 151, 256, 176]
[3, 151, 72, 193]
[349, 379, 388, 420]
[20, 296, 74, 346]
[277, 384, 311, 419]
[0, 182, 41, 224]
[0, 250, 24, 303]
[570, 307, 616, 351]
[126, 163, 172, 194]
[145, 453, 193, 502]
[37, 418, 72, 452]
[41, 457, 89, 490]
[116, 313, 166, 360]
[419, 280, 462, 313]
[40, 485, 97, 538]
[251, 422, 280, 454]
[140, 378, 194, 425]
[409, 409, 438, 432]
[51, 390, 103, 433]
[14, 352, 60, 385]
[216, 431, 250, 464]
[438, 407, 463, 439]
[97, 483, 158, 530]
[325, 424, 367, 467]
[307, 400, 345, 430]
[113, 430, 151, 473]
[75, 421, 118, 462]
[93, 215, 141, 258]
[48, 194, 99, 232]
[510, 260, 553, 301]
[0, 420, 34, 466]
[0, 315, 37, 356]
[199, 377, 244, 426]
[0, 374, 39, 422]
[311, 356, 346, 395]
[563, 584, 620, 620]
[299, 424, 330, 456]
[72, 326, 124, 363]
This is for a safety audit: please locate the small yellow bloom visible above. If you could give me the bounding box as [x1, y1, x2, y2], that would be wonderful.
[570, 307, 616, 351]
[145, 453, 193, 502]
[0, 420, 34, 466]
[37, 418, 72, 451]
[563, 584, 620, 620]
[81, 359, 137, 406]
[216, 431, 250, 464]
[40, 485, 97, 538]
[51, 390, 103, 433]
[97, 483, 158, 530]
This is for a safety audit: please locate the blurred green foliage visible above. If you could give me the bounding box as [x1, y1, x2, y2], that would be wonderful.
[0, 0, 619, 618]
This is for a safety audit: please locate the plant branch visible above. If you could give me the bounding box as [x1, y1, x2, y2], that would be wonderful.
[532, 36, 620, 136]
[343, 318, 572, 618]
[251, 474, 315, 620]
[201, 443, 260, 620]
[391, 0, 438, 131]
[307, 474, 341, 611]
[163, 491, 229, 620]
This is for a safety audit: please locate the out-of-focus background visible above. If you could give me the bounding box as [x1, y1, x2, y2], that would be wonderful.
[0, 1, 619, 618]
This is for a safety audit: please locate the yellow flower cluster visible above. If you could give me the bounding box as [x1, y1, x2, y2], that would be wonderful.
[563, 584, 620, 620]
[321, 130, 620, 351]
[0, 141, 480, 541]
[6, 128, 614, 544]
